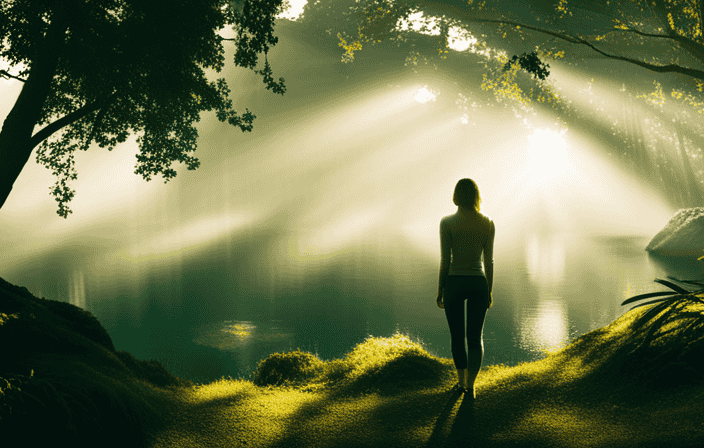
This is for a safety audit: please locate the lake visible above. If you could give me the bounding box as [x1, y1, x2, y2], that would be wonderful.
[10, 223, 703, 385]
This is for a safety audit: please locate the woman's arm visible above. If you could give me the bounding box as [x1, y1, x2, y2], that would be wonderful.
[484, 220, 495, 293]
[438, 263, 450, 297]
[438, 219, 451, 297]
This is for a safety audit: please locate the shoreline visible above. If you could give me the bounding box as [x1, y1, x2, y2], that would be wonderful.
[3, 274, 704, 447]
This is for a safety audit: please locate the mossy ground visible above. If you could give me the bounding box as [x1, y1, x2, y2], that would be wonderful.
[143, 307, 704, 448]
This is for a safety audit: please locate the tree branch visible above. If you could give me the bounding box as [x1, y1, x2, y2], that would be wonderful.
[28, 98, 109, 151]
[607, 27, 703, 49]
[0, 70, 27, 82]
[82, 93, 117, 150]
[442, 17, 704, 81]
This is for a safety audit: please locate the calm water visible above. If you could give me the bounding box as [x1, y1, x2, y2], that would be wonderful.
[8, 226, 702, 385]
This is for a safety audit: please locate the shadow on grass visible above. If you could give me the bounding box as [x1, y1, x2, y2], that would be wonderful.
[425, 386, 469, 448]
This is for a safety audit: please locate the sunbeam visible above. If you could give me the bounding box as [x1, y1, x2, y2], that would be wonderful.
[414, 86, 437, 103]
[526, 128, 574, 186]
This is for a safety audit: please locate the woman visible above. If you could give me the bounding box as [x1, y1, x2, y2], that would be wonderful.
[437, 178, 494, 399]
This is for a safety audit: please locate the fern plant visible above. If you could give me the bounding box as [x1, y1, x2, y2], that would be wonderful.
[621, 251, 704, 328]
[620, 276, 704, 384]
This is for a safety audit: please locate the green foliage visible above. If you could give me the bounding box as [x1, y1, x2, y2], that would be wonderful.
[330, 0, 704, 128]
[503, 51, 550, 80]
[0, 0, 286, 218]
[250, 333, 450, 397]
[621, 276, 704, 386]
[0, 275, 115, 351]
[232, 0, 287, 95]
[333, 0, 416, 63]
[621, 277, 704, 320]
[253, 349, 325, 387]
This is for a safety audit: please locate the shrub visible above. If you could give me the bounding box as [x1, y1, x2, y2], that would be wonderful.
[253, 349, 325, 387]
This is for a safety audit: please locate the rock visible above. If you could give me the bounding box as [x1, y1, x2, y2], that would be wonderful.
[0, 275, 190, 446]
[646, 207, 704, 258]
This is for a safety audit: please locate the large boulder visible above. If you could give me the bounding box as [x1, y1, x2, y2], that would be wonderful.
[0, 275, 189, 446]
[646, 207, 704, 258]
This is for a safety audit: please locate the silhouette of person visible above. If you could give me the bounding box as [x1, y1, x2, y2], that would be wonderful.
[436, 178, 495, 399]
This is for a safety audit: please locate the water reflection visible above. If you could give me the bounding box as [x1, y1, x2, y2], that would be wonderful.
[518, 300, 569, 353]
[193, 320, 293, 351]
[525, 232, 566, 293]
[519, 232, 570, 354]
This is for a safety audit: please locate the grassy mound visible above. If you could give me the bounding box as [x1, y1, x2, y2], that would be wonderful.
[148, 307, 704, 448]
[251, 332, 451, 396]
[0, 276, 190, 447]
[254, 349, 326, 387]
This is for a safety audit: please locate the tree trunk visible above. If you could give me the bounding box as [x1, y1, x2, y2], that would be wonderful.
[0, 11, 68, 211]
[673, 114, 704, 206]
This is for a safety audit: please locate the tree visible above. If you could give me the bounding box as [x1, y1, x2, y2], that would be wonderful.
[0, 0, 287, 218]
[302, 0, 704, 207]
[329, 0, 704, 115]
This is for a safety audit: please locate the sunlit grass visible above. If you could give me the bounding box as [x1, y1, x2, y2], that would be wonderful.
[144, 313, 704, 447]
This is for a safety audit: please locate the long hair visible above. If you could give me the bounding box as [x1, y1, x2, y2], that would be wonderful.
[453, 178, 481, 211]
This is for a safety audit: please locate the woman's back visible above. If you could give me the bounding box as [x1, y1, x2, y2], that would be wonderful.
[440, 210, 494, 276]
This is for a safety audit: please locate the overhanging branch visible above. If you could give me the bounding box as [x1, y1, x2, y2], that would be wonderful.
[28, 97, 110, 151]
[442, 17, 704, 82]
[608, 27, 703, 50]
[0, 70, 27, 82]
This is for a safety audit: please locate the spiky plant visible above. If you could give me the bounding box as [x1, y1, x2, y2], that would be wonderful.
[620, 276, 704, 385]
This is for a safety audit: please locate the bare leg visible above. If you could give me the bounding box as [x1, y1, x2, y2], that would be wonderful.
[466, 347, 483, 399]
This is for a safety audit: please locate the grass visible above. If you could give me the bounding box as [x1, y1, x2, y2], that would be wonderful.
[143, 308, 704, 448]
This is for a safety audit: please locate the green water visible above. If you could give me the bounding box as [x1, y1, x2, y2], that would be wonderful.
[6, 227, 700, 385]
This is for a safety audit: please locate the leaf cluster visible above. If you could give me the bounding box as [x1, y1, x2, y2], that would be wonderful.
[332, 0, 417, 62]
[502, 51, 550, 81]
[0, 0, 286, 218]
[620, 276, 704, 381]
